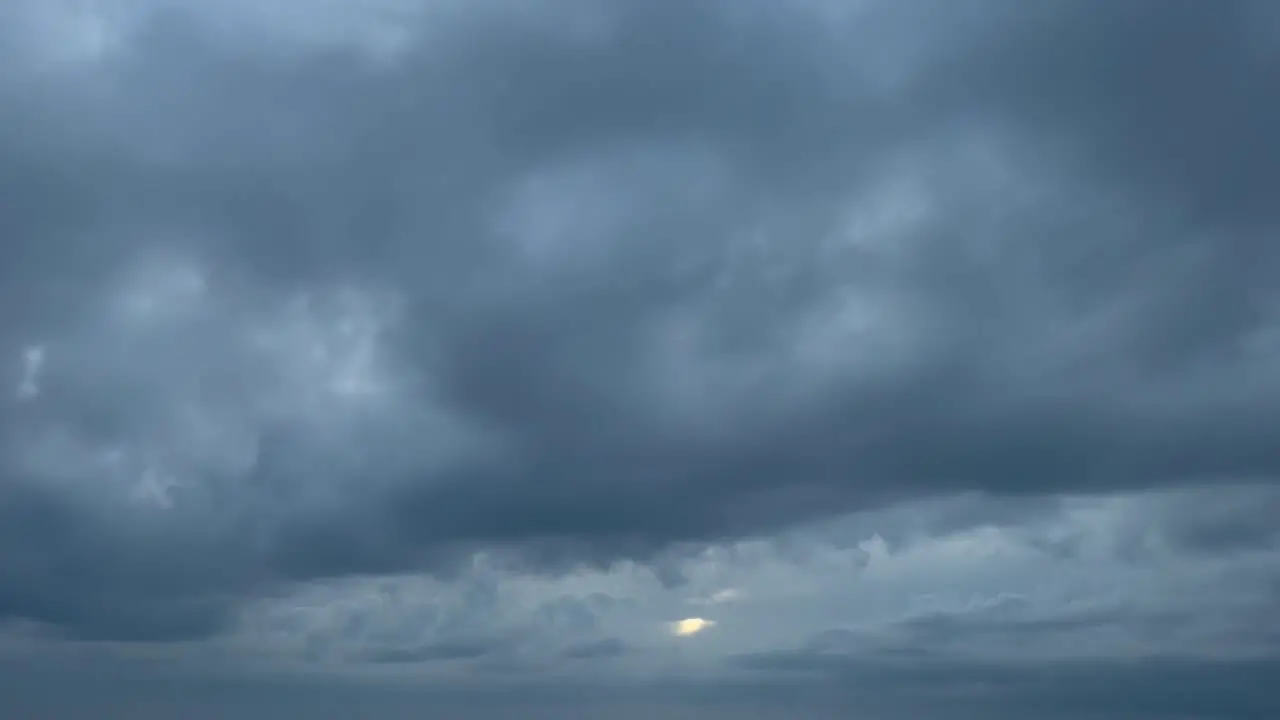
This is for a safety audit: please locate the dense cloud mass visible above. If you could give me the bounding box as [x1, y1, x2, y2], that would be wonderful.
[1, 0, 1278, 717]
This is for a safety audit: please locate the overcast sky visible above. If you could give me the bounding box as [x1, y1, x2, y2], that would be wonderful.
[2, 0, 1279, 717]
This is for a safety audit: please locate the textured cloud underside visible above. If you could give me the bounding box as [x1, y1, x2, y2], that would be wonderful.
[1, 0, 1278, 717]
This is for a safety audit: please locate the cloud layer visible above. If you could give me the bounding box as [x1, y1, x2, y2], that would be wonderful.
[1, 0, 1278, 717]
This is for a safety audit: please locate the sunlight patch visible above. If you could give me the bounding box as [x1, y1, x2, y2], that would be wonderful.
[669, 618, 715, 637]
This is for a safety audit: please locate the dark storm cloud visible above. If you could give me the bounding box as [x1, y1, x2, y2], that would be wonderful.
[2, 0, 1279, 645]
[0, 485, 236, 640]
[966, 0, 1280, 232]
[1155, 485, 1280, 554]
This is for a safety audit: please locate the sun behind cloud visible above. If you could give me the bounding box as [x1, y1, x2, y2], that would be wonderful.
[669, 617, 716, 637]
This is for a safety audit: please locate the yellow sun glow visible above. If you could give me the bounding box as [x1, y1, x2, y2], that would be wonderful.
[670, 617, 715, 637]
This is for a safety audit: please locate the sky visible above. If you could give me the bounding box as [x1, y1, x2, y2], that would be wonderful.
[2, 0, 1279, 717]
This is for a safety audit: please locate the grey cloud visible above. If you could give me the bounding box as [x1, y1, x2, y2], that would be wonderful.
[0, 483, 248, 640]
[6, 479, 1280, 716]
[885, 603, 1192, 657]
[233, 569, 643, 672]
[362, 638, 499, 665]
[730, 652, 1280, 720]
[960, 0, 1280, 232]
[10, 650, 1276, 720]
[561, 637, 629, 660]
[1155, 485, 1280, 554]
[1, 0, 1278, 658]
